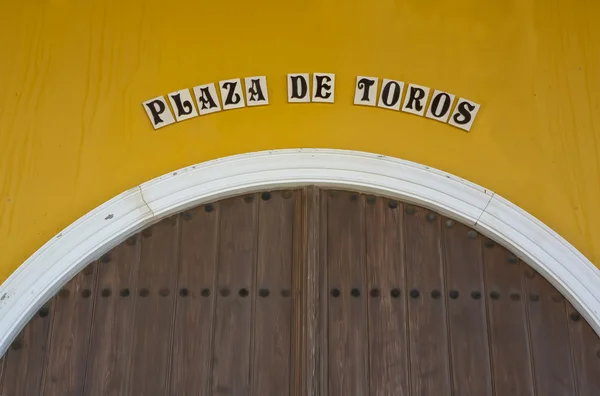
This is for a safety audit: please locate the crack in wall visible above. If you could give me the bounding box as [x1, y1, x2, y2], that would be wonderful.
[138, 185, 156, 219]
[475, 191, 495, 226]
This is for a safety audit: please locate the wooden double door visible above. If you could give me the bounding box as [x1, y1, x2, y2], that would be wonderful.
[1, 187, 600, 395]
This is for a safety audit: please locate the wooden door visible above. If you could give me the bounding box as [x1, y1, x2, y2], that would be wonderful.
[1, 188, 599, 395]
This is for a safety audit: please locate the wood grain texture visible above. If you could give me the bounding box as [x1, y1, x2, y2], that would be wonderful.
[1, 299, 53, 395]
[291, 187, 315, 396]
[4, 190, 600, 396]
[326, 190, 368, 396]
[211, 194, 257, 395]
[251, 190, 296, 395]
[0, 354, 4, 390]
[404, 205, 451, 395]
[83, 238, 141, 396]
[41, 264, 98, 396]
[443, 222, 493, 396]
[566, 301, 600, 395]
[169, 203, 219, 395]
[482, 241, 535, 395]
[319, 188, 329, 396]
[295, 186, 326, 396]
[526, 268, 577, 396]
[128, 216, 180, 395]
[365, 196, 409, 396]
[291, 189, 304, 396]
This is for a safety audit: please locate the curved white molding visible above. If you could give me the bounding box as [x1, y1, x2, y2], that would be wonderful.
[0, 148, 599, 356]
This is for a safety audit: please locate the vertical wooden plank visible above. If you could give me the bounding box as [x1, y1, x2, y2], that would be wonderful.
[404, 204, 451, 395]
[319, 188, 329, 396]
[1, 299, 53, 395]
[292, 186, 324, 396]
[291, 190, 302, 396]
[41, 264, 98, 396]
[482, 238, 535, 395]
[128, 216, 180, 395]
[251, 190, 296, 395]
[83, 237, 141, 395]
[0, 353, 5, 390]
[326, 190, 368, 395]
[291, 188, 306, 396]
[211, 194, 257, 395]
[364, 196, 409, 395]
[443, 222, 493, 395]
[526, 268, 577, 395]
[169, 203, 219, 395]
[566, 302, 600, 395]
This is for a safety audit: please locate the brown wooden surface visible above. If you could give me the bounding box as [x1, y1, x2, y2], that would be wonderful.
[292, 186, 329, 396]
[291, 188, 307, 396]
[83, 238, 141, 396]
[404, 205, 452, 395]
[211, 194, 257, 395]
[2, 188, 600, 396]
[0, 354, 4, 390]
[319, 188, 329, 396]
[41, 264, 98, 396]
[326, 191, 368, 395]
[169, 203, 219, 395]
[1, 300, 53, 395]
[567, 301, 600, 395]
[482, 241, 536, 395]
[526, 268, 577, 395]
[443, 222, 493, 395]
[251, 190, 296, 394]
[365, 196, 409, 396]
[128, 216, 180, 395]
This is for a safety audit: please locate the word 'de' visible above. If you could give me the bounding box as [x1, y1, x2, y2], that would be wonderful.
[143, 73, 480, 132]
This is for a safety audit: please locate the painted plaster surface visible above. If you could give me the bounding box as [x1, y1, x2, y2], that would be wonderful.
[0, 0, 599, 281]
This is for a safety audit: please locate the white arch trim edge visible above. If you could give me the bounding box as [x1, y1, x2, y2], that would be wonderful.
[1, 148, 599, 356]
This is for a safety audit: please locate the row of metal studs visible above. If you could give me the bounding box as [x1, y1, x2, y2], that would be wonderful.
[50, 286, 571, 303]
[328, 287, 569, 303]
[52, 287, 293, 299]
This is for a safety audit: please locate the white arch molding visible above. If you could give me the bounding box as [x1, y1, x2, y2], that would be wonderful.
[0, 148, 599, 356]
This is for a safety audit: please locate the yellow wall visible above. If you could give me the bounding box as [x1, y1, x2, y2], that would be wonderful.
[1, 0, 599, 282]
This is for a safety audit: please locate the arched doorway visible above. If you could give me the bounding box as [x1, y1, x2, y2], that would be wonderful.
[1, 188, 599, 395]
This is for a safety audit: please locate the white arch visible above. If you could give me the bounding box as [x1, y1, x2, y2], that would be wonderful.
[0, 148, 599, 356]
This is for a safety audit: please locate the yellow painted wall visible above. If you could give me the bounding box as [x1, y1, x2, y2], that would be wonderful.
[1, 0, 599, 282]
